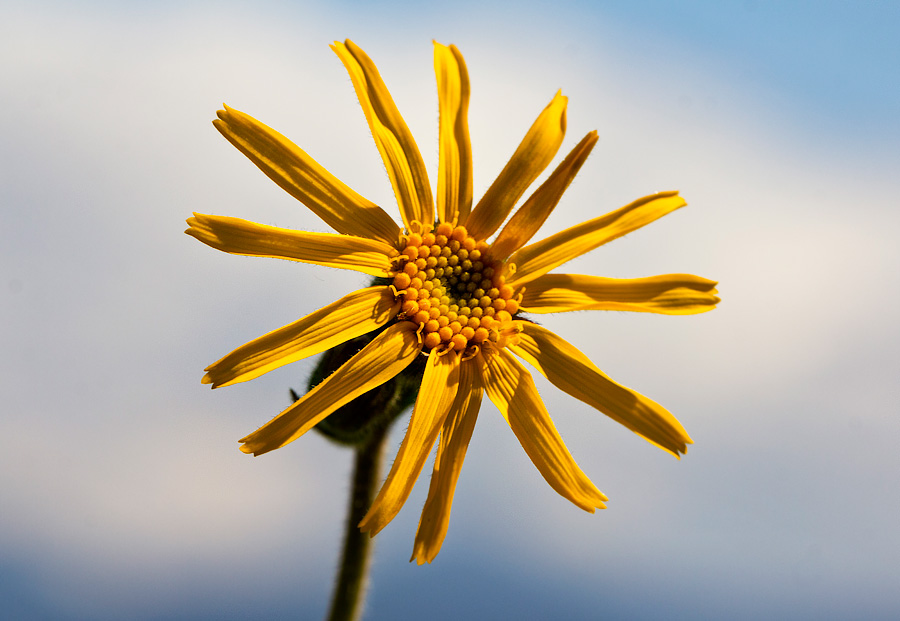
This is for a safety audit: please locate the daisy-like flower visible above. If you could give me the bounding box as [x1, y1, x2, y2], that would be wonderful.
[187, 40, 719, 564]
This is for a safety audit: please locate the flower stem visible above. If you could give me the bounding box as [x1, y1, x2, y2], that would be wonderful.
[327, 425, 388, 621]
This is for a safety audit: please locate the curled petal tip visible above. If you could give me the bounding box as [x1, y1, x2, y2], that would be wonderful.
[238, 438, 266, 456]
[237, 441, 253, 454]
[356, 520, 378, 537]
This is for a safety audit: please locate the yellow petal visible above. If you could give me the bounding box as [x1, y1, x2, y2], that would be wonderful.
[213, 105, 400, 244]
[465, 92, 568, 239]
[520, 273, 720, 315]
[478, 349, 607, 511]
[434, 42, 473, 225]
[491, 131, 598, 260]
[509, 322, 692, 457]
[508, 191, 687, 286]
[360, 348, 461, 536]
[203, 287, 400, 389]
[185, 213, 397, 277]
[410, 359, 483, 565]
[332, 40, 433, 230]
[239, 321, 421, 456]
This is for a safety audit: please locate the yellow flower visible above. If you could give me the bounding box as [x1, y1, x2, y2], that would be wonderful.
[187, 40, 719, 564]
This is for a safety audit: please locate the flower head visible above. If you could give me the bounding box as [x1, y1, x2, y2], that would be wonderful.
[187, 40, 719, 564]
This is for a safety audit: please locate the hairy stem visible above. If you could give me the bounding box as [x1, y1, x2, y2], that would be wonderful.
[327, 425, 387, 621]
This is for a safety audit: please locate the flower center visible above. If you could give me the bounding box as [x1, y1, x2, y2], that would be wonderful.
[392, 222, 520, 354]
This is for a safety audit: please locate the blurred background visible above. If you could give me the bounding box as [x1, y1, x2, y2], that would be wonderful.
[3, 0, 898, 618]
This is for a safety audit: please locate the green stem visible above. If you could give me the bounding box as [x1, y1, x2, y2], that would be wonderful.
[326, 425, 387, 621]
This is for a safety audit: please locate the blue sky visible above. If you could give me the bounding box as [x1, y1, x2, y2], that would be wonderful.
[2, 1, 899, 619]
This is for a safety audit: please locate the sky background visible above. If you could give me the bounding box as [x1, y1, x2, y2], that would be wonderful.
[2, 0, 899, 619]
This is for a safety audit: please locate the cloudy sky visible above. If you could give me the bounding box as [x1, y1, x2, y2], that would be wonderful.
[2, 1, 898, 619]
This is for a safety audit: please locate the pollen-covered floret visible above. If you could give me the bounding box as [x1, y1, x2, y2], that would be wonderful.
[392, 222, 521, 354]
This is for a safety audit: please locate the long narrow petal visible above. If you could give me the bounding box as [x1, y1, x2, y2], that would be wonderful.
[203, 287, 400, 389]
[411, 359, 483, 564]
[332, 40, 433, 230]
[186, 213, 397, 277]
[509, 322, 692, 457]
[508, 191, 687, 286]
[491, 131, 598, 260]
[520, 273, 720, 315]
[239, 322, 421, 455]
[434, 42, 473, 225]
[213, 105, 400, 244]
[360, 349, 461, 536]
[465, 92, 568, 239]
[478, 349, 607, 511]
